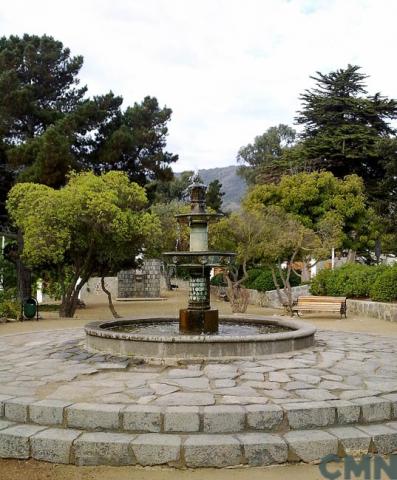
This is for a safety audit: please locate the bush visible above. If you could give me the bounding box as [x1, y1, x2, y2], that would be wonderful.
[210, 273, 226, 286]
[370, 266, 397, 302]
[248, 267, 300, 292]
[0, 290, 19, 319]
[243, 268, 265, 289]
[310, 263, 390, 299]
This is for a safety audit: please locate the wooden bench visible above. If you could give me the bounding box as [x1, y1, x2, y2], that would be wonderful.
[292, 296, 347, 319]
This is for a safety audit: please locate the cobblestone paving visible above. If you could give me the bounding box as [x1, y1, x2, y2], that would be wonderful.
[1, 329, 396, 406]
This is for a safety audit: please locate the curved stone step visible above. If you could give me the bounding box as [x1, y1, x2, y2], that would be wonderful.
[1, 419, 397, 467]
[1, 394, 397, 434]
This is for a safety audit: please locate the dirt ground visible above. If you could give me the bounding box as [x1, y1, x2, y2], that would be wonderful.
[0, 458, 348, 480]
[1, 289, 397, 337]
[1, 290, 396, 479]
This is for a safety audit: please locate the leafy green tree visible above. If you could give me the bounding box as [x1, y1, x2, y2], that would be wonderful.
[0, 34, 120, 300]
[7, 171, 161, 317]
[206, 179, 224, 212]
[211, 204, 340, 313]
[237, 124, 301, 184]
[91, 96, 178, 185]
[244, 171, 376, 265]
[147, 170, 195, 204]
[1, 33, 178, 201]
[251, 206, 340, 312]
[0, 34, 178, 300]
[210, 209, 268, 312]
[0, 34, 86, 144]
[296, 65, 397, 215]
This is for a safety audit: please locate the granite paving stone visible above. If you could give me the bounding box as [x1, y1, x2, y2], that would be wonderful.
[284, 430, 338, 462]
[237, 433, 288, 465]
[0, 424, 47, 459]
[164, 406, 200, 432]
[31, 428, 82, 463]
[357, 424, 397, 454]
[184, 435, 242, 467]
[327, 426, 371, 456]
[74, 432, 135, 466]
[131, 433, 181, 466]
[203, 405, 245, 433]
[123, 405, 162, 432]
[284, 402, 336, 429]
[352, 397, 392, 422]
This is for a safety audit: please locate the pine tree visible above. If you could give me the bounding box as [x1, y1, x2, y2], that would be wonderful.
[206, 179, 224, 212]
[295, 65, 397, 212]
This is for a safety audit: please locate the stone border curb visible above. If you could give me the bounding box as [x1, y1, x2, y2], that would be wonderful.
[0, 421, 397, 467]
[1, 395, 396, 434]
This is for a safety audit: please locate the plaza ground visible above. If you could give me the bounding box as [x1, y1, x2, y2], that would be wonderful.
[0, 289, 396, 479]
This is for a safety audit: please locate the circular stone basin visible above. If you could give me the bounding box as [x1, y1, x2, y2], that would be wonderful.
[85, 315, 316, 360]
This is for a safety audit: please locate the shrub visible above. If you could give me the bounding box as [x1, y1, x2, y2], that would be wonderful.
[310, 268, 333, 296]
[310, 263, 390, 299]
[210, 273, 226, 286]
[243, 268, 264, 289]
[249, 268, 300, 292]
[0, 290, 19, 319]
[370, 266, 397, 302]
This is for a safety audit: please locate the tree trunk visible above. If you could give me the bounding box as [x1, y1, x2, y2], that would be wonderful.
[346, 249, 356, 263]
[270, 267, 284, 307]
[101, 276, 121, 318]
[163, 264, 173, 291]
[59, 289, 79, 317]
[59, 277, 86, 318]
[301, 261, 311, 282]
[16, 230, 32, 303]
[224, 266, 249, 313]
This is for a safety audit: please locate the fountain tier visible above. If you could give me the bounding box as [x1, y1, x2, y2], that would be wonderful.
[163, 175, 235, 334]
[85, 315, 316, 360]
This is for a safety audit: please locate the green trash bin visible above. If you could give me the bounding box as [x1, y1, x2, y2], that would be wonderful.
[23, 298, 38, 320]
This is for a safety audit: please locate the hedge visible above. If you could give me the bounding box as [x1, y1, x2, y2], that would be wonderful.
[370, 266, 397, 302]
[310, 263, 397, 302]
[245, 267, 301, 292]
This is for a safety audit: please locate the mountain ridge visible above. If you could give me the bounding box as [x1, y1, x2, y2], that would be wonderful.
[175, 165, 247, 211]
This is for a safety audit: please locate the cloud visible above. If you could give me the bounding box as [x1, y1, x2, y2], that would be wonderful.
[1, 0, 397, 171]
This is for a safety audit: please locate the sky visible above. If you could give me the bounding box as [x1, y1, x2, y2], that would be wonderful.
[1, 0, 397, 171]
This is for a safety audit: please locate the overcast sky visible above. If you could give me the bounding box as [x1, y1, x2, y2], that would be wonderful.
[1, 0, 397, 171]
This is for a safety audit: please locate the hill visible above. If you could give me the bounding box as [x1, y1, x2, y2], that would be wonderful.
[176, 165, 247, 211]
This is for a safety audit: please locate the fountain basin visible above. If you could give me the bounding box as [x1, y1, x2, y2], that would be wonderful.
[85, 315, 316, 360]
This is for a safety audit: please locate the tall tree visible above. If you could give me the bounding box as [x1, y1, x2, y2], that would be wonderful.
[296, 64, 397, 215]
[7, 171, 161, 318]
[91, 96, 177, 185]
[244, 171, 377, 266]
[0, 34, 178, 299]
[0, 34, 86, 145]
[237, 124, 301, 184]
[0, 34, 118, 300]
[206, 179, 224, 212]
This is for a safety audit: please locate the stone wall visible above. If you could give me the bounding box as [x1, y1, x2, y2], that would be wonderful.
[347, 299, 397, 322]
[117, 259, 161, 298]
[262, 285, 311, 308]
[211, 284, 397, 322]
[210, 285, 310, 308]
[79, 277, 118, 302]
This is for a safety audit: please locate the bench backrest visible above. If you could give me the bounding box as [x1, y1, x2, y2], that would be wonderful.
[297, 296, 346, 304]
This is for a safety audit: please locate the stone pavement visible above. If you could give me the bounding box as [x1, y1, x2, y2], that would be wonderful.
[0, 328, 397, 466]
[1, 328, 396, 406]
